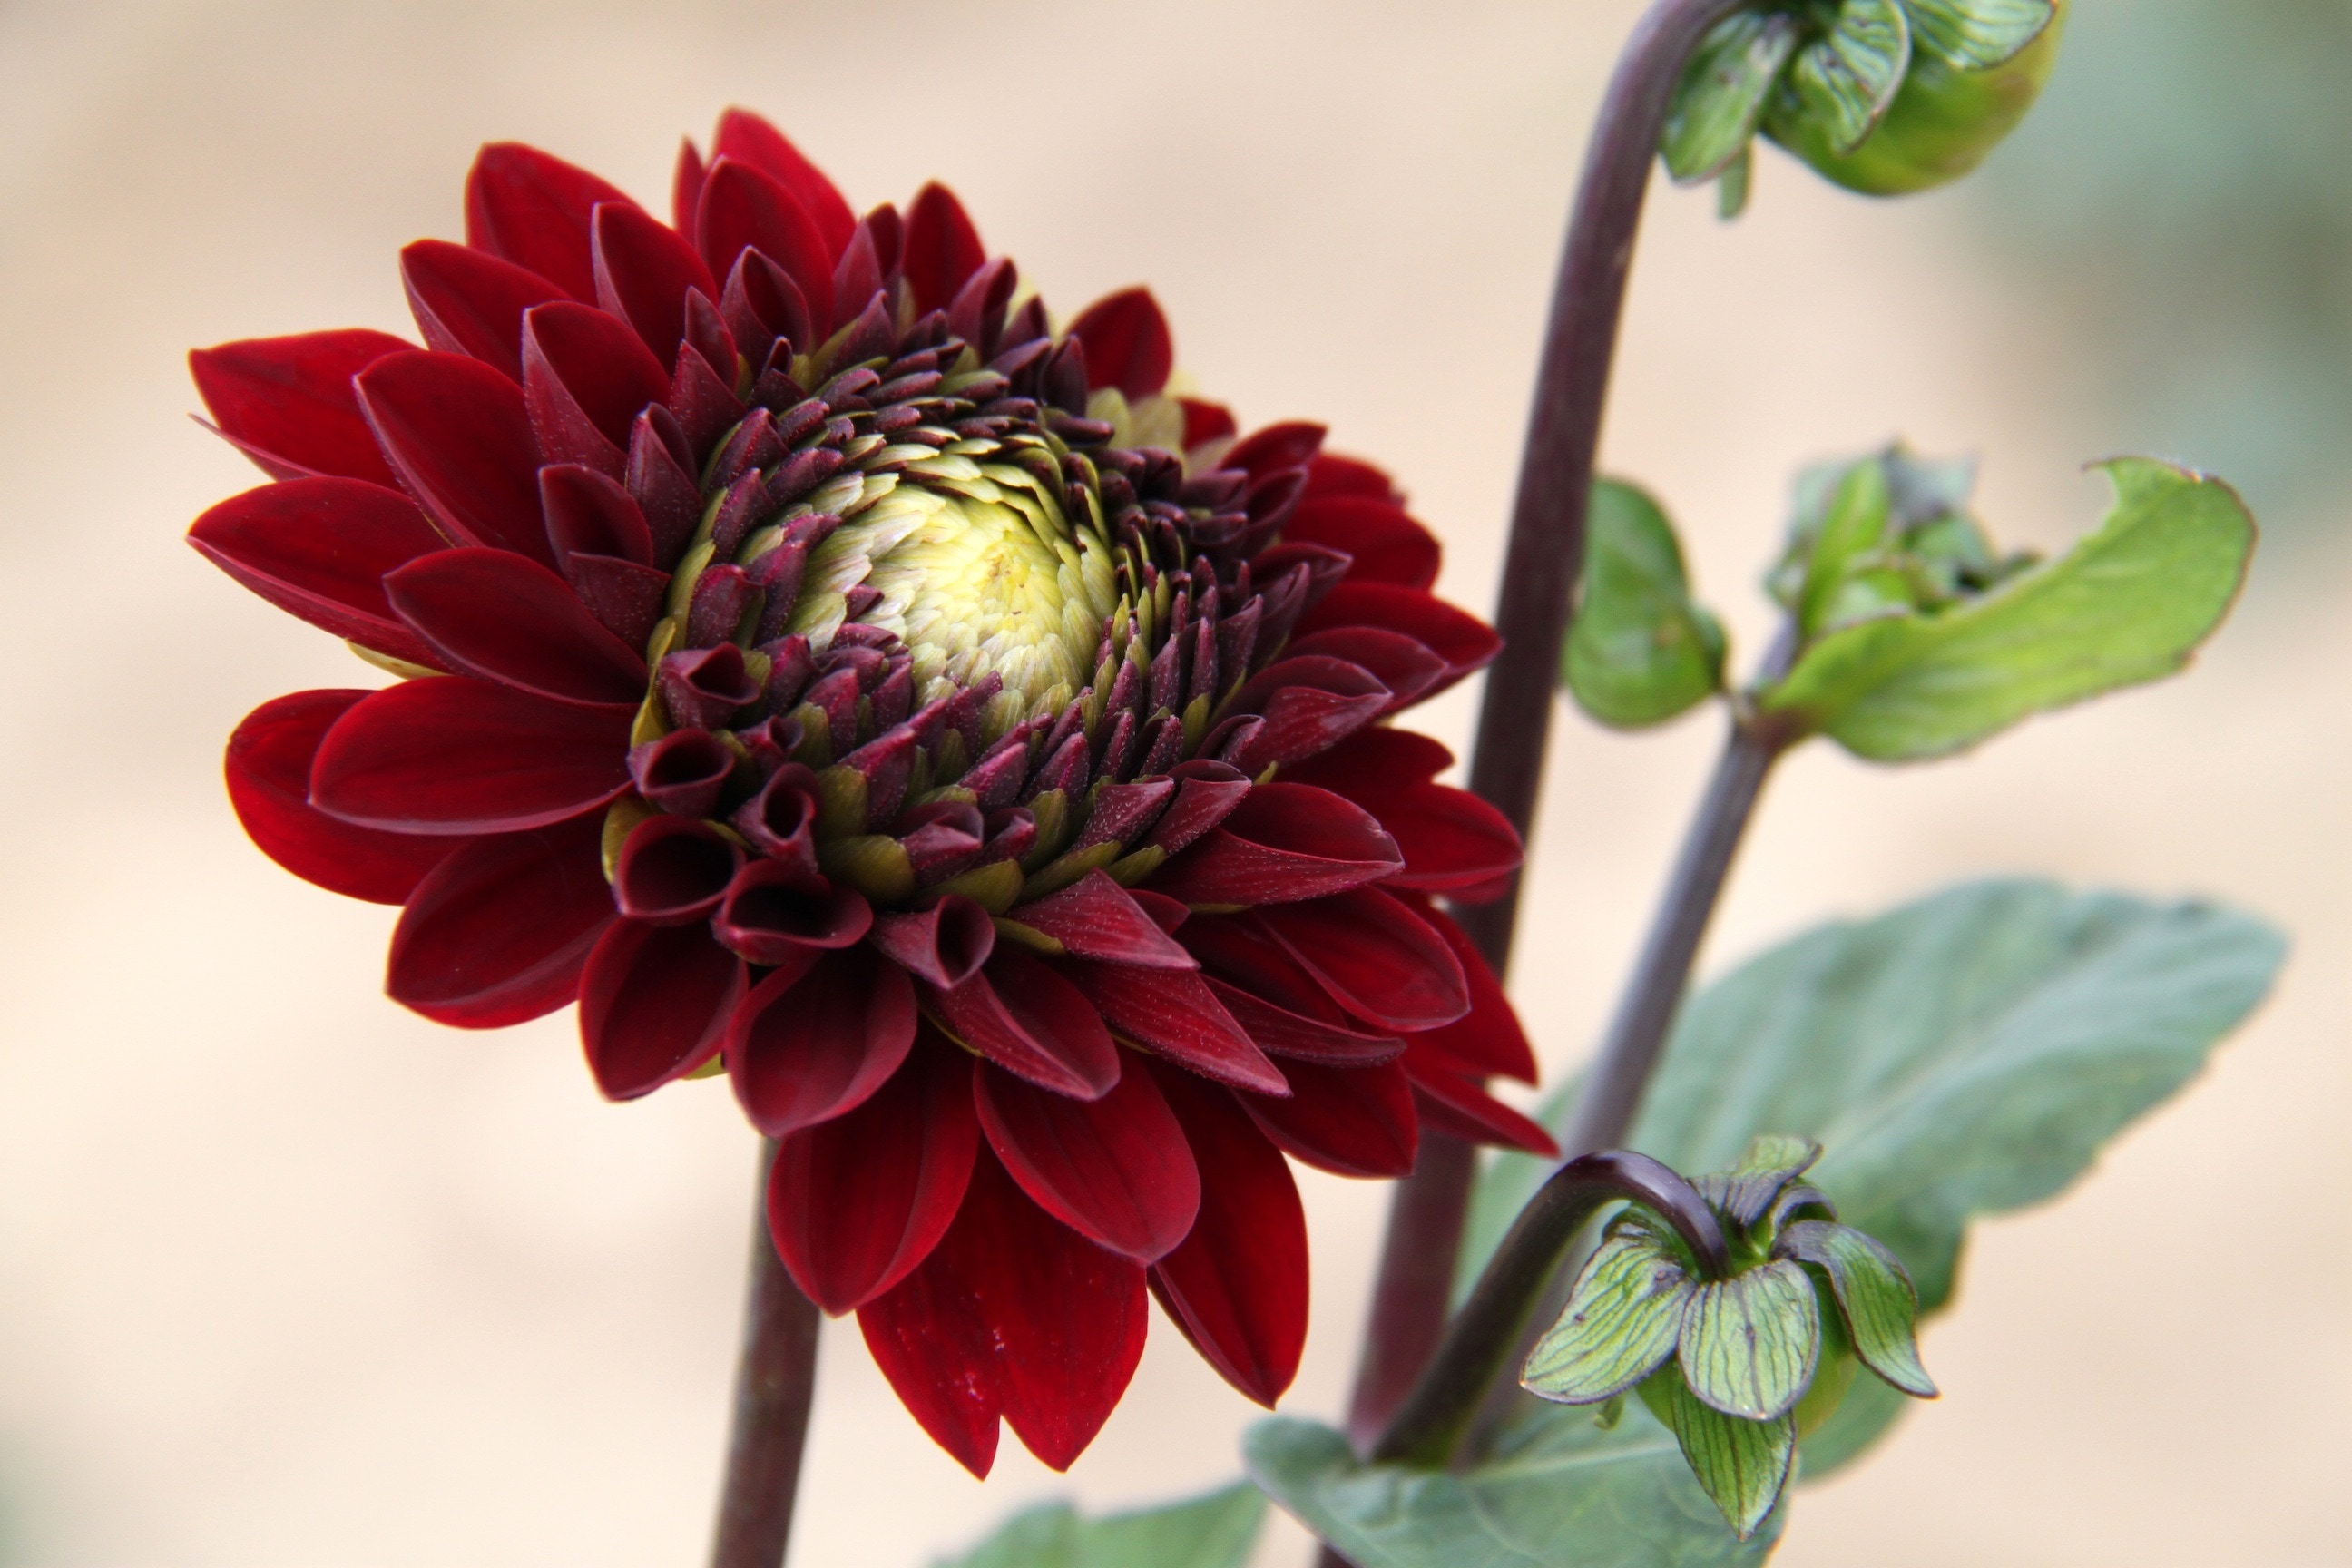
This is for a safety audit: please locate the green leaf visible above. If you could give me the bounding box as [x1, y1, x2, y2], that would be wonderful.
[1694, 1133, 1823, 1226]
[1243, 1413, 1779, 1568]
[1901, 0, 2055, 71]
[1793, 1370, 1909, 1477]
[1662, 12, 1803, 182]
[935, 1484, 1265, 1568]
[1564, 480, 1728, 727]
[1637, 1372, 1794, 1540]
[1795, 457, 1895, 638]
[1768, 0, 1913, 156]
[1524, 1227, 1693, 1405]
[1761, 458, 2256, 760]
[1676, 1261, 1820, 1421]
[1774, 1220, 1936, 1396]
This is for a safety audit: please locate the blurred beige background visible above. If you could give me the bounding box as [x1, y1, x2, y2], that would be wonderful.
[0, 1, 2344, 1564]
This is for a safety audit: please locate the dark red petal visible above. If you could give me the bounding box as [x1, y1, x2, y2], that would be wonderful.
[1225, 656, 1392, 773]
[1144, 763, 1255, 856]
[1009, 871, 1194, 969]
[189, 477, 450, 668]
[1400, 898, 1539, 1082]
[1145, 1063, 1308, 1406]
[1181, 398, 1238, 450]
[671, 137, 707, 235]
[591, 201, 720, 372]
[1283, 726, 1453, 790]
[310, 676, 632, 834]
[869, 897, 995, 988]
[540, 464, 655, 567]
[1348, 779, 1523, 894]
[1257, 889, 1469, 1033]
[975, 1058, 1200, 1263]
[579, 918, 746, 1098]
[694, 161, 836, 333]
[521, 301, 672, 469]
[711, 861, 872, 964]
[1150, 782, 1401, 906]
[1066, 287, 1173, 400]
[1295, 583, 1502, 692]
[1222, 421, 1326, 479]
[1282, 496, 1441, 590]
[726, 947, 916, 1135]
[387, 816, 613, 1026]
[191, 329, 410, 485]
[1239, 1056, 1418, 1178]
[612, 815, 740, 925]
[399, 239, 565, 381]
[711, 110, 857, 259]
[355, 350, 554, 567]
[1406, 1063, 1559, 1156]
[226, 691, 455, 904]
[1063, 963, 1289, 1096]
[1281, 626, 1449, 713]
[1202, 975, 1405, 1066]
[925, 949, 1120, 1100]
[901, 182, 985, 314]
[385, 547, 646, 708]
[769, 1033, 978, 1313]
[1303, 453, 1400, 504]
[463, 142, 639, 303]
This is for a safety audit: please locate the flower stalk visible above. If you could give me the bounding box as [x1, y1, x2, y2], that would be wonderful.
[710, 1140, 821, 1568]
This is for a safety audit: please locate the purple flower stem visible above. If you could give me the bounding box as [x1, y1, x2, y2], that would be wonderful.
[710, 1139, 821, 1568]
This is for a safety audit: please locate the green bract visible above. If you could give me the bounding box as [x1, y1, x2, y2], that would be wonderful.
[1663, 0, 2064, 205]
[1564, 481, 1729, 727]
[1521, 1136, 1932, 1535]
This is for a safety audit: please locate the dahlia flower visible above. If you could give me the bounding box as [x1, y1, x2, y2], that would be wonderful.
[190, 108, 1551, 1475]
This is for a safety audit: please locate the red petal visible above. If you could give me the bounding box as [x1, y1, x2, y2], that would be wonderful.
[385, 547, 646, 708]
[769, 1033, 979, 1313]
[1144, 1063, 1308, 1406]
[1143, 764, 1254, 856]
[901, 182, 985, 315]
[1281, 626, 1449, 713]
[1406, 1063, 1558, 1155]
[671, 137, 707, 235]
[310, 677, 632, 834]
[579, 918, 746, 1098]
[591, 201, 719, 372]
[1322, 779, 1521, 895]
[711, 110, 856, 260]
[1283, 726, 1453, 790]
[1202, 976, 1405, 1066]
[1223, 422, 1326, 480]
[1063, 963, 1289, 1096]
[710, 861, 872, 964]
[189, 478, 450, 668]
[1009, 871, 1195, 969]
[693, 160, 836, 334]
[225, 690, 455, 904]
[387, 816, 613, 1026]
[1295, 583, 1501, 693]
[869, 897, 995, 988]
[1256, 889, 1469, 1032]
[1399, 899, 1538, 1082]
[1282, 496, 1441, 590]
[540, 464, 655, 566]
[399, 240, 565, 381]
[1239, 1057, 1418, 1178]
[925, 949, 1119, 1100]
[1302, 454, 1400, 505]
[726, 947, 916, 1135]
[1224, 656, 1392, 773]
[355, 350, 554, 567]
[976, 1057, 1200, 1263]
[1181, 398, 1238, 450]
[191, 329, 410, 485]
[612, 815, 740, 925]
[1067, 287, 1173, 400]
[1150, 782, 1401, 906]
[521, 301, 671, 471]
[463, 142, 639, 304]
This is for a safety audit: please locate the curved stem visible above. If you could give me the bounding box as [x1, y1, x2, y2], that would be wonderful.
[710, 1139, 821, 1568]
[1338, 0, 1749, 1464]
[1370, 1152, 1727, 1469]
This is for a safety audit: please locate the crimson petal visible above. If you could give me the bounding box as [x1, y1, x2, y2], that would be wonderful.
[1240, 1056, 1418, 1178]
[310, 677, 632, 834]
[1064, 962, 1289, 1095]
[727, 947, 916, 1135]
[592, 201, 719, 372]
[925, 949, 1119, 1100]
[1283, 725, 1453, 790]
[1256, 889, 1469, 1033]
[1354, 779, 1523, 894]
[902, 182, 985, 314]
[711, 861, 872, 964]
[1225, 656, 1392, 774]
[696, 159, 837, 330]
[1295, 583, 1502, 691]
[191, 329, 410, 485]
[188, 478, 449, 669]
[1302, 453, 1399, 504]
[1202, 975, 1405, 1066]
[870, 897, 995, 988]
[226, 691, 455, 904]
[464, 142, 639, 304]
[356, 350, 553, 566]
[769, 1034, 978, 1313]
[387, 816, 613, 1026]
[1145, 1063, 1308, 1406]
[1067, 287, 1173, 400]
[1150, 782, 1401, 906]
[399, 239, 565, 382]
[711, 110, 856, 260]
[1406, 1062, 1559, 1155]
[1399, 897, 1539, 1082]
[975, 1059, 1200, 1263]
[385, 547, 646, 708]
[1282, 495, 1442, 590]
[1281, 626, 1450, 713]
[1009, 871, 1195, 969]
[522, 301, 671, 474]
[579, 919, 746, 1098]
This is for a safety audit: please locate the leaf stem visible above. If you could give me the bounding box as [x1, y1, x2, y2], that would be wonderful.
[1369, 1152, 1727, 1469]
[1336, 0, 1750, 1465]
[710, 1139, 821, 1568]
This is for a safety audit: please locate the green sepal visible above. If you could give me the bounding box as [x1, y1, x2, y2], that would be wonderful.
[1759, 457, 2256, 761]
[1677, 1259, 1820, 1421]
[1564, 479, 1729, 727]
[1662, 11, 1803, 182]
[1716, 144, 1753, 220]
[1523, 1224, 1694, 1405]
[1693, 1133, 1823, 1228]
[1774, 1220, 1937, 1396]
[1902, 0, 2055, 71]
[1637, 1369, 1794, 1541]
[1765, 0, 1912, 157]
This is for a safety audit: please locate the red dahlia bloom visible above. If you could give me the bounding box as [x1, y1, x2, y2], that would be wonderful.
[190, 108, 1553, 1475]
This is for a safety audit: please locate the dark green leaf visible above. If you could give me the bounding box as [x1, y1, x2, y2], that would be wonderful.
[1662, 12, 1803, 182]
[1768, 0, 1913, 156]
[1243, 1413, 1779, 1568]
[934, 1484, 1265, 1568]
[1677, 1261, 1820, 1421]
[1524, 1227, 1693, 1405]
[1902, 0, 2055, 71]
[1637, 1372, 1794, 1540]
[1564, 480, 1728, 728]
[1774, 1220, 1936, 1396]
[1761, 458, 2254, 760]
